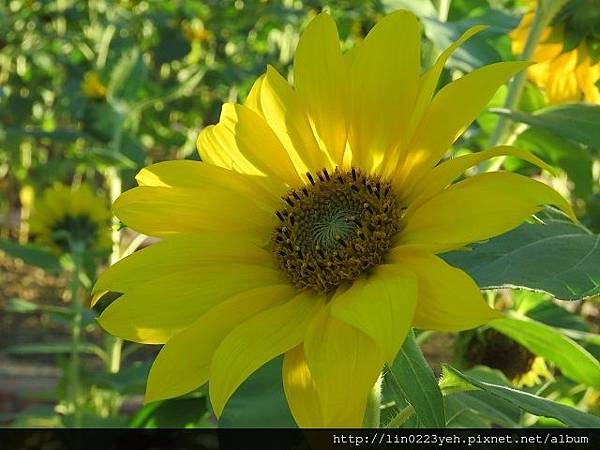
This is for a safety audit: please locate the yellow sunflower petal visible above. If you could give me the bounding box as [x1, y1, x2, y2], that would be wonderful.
[245, 73, 265, 114]
[209, 291, 325, 417]
[395, 61, 530, 191]
[113, 185, 273, 239]
[389, 247, 501, 331]
[406, 145, 556, 207]
[135, 160, 285, 211]
[576, 47, 600, 104]
[145, 284, 295, 403]
[198, 103, 302, 185]
[304, 306, 385, 427]
[92, 233, 273, 303]
[97, 264, 283, 344]
[546, 50, 580, 104]
[399, 25, 487, 159]
[399, 171, 575, 253]
[260, 65, 331, 173]
[282, 345, 323, 428]
[331, 265, 417, 363]
[294, 13, 347, 165]
[348, 10, 421, 172]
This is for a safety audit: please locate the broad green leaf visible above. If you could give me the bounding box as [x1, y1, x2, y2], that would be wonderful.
[421, 17, 502, 71]
[489, 315, 600, 388]
[444, 366, 521, 427]
[448, 391, 520, 427]
[218, 357, 296, 428]
[85, 361, 151, 395]
[129, 395, 211, 428]
[0, 239, 61, 272]
[386, 331, 445, 428]
[441, 366, 600, 427]
[492, 104, 600, 150]
[443, 219, 600, 301]
[445, 397, 491, 427]
[515, 128, 594, 198]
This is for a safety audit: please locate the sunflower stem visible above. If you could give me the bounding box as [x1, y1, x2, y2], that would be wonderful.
[436, 0, 452, 22]
[386, 404, 415, 428]
[104, 112, 125, 378]
[363, 376, 382, 428]
[68, 246, 83, 427]
[485, 0, 568, 170]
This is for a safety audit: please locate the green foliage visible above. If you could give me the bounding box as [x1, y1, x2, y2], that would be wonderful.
[386, 331, 446, 428]
[490, 316, 600, 388]
[1, 0, 599, 432]
[0, 238, 61, 271]
[219, 357, 296, 428]
[493, 104, 600, 150]
[443, 217, 600, 301]
[441, 366, 600, 427]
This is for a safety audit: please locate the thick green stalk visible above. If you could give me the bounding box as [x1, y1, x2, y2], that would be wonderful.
[486, 0, 568, 168]
[363, 376, 383, 428]
[104, 114, 125, 376]
[68, 249, 83, 427]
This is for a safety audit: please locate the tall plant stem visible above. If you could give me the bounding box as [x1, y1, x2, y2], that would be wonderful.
[486, 0, 568, 170]
[68, 249, 83, 427]
[104, 114, 125, 375]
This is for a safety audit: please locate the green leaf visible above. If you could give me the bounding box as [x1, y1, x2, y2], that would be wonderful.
[5, 342, 107, 362]
[444, 366, 521, 427]
[219, 357, 296, 428]
[78, 147, 137, 170]
[515, 128, 593, 198]
[85, 361, 151, 395]
[443, 219, 600, 301]
[421, 17, 502, 71]
[0, 239, 61, 272]
[492, 104, 600, 149]
[489, 315, 600, 388]
[514, 291, 590, 332]
[441, 365, 600, 427]
[386, 331, 445, 428]
[129, 395, 211, 428]
[5, 298, 40, 313]
[107, 48, 145, 102]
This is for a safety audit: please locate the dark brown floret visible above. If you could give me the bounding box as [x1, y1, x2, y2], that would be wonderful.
[272, 167, 402, 294]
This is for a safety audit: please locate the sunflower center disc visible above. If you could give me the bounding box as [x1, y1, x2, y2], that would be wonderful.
[272, 167, 401, 294]
[51, 214, 99, 252]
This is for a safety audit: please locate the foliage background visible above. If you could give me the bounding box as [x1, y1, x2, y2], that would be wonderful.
[1, 0, 599, 428]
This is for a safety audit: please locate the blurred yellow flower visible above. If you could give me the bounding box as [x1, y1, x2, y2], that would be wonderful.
[29, 184, 111, 254]
[182, 19, 211, 42]
[81, 72, 107, 100]
[458, 328, 552, 387]
[93, 11, 574, 427]
[511, 0, 600, 104]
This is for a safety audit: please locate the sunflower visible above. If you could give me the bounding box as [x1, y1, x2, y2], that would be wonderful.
[456, 328, 552, 387]
[29, 184, 111, 255]
[511, 0, 600, 104]
[81, 72, 107, 100]
[93, 11, 575, 427]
